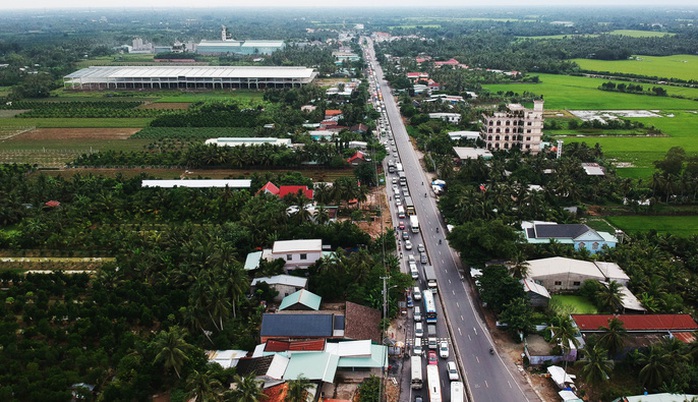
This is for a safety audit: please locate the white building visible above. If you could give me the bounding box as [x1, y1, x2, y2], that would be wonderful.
[429, 113, 461, 124]
[448, 131, 481, 141]
[265, 239, 324, 271]
[251, 275, 308, 301]
[205, 137, 292, 147]
[481, 100, 544, 154]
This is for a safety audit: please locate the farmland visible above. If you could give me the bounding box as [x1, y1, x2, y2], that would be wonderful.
[609, 29, 677, 38]
[571, 54, 698, 82]
[607, 215, 698, 237]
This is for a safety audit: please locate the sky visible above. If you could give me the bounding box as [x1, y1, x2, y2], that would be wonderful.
[0, 0, 693, 9]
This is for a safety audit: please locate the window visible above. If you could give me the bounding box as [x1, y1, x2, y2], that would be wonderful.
[578, 242, 586, 249]
[573, 281, 581, 286]
[496, 128, 501, 133]
[495, 135, 500, 140]
[505, 128, 510, 133]
[526, 137, 531, 141]
[554, 281, 562, 286]
[300, 253, 307, 260]
[505, 120, 510, 126]
[488, 128, 493, 133]
[527, 129, 531, 133]
[527, 122, 532, 126]
[286, 254, 293, 261]
[496, 121, 501, 126]
[592, 242, 599, 250]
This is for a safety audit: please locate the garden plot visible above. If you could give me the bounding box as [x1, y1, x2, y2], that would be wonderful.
[570, 110, 662, 123]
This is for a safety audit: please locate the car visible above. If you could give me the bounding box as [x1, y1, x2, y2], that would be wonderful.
[408, 254, 416, 263]
[406, 295, 414, 308]
[439, 341, 449, 358]
[393, 152, 398, 158]
[395, 198, 402, 206]
[415, 322, 424, 337]
[420, 252, 428, 264]
[415, 397, 423, 402]
[413, 338, 423, 356]
[405, 240, 413, 250]
[428, 350, 438, 365]
[409, 263, 419, 279]
[392, 178, 398, 184]
[417, 244, 425, 253]
[398, 221, 405, 230]
[392, 184, 398, 191]
[447, 361, 459, 381]
[402, 231, 409, 240]
[413, 306, 422, 321]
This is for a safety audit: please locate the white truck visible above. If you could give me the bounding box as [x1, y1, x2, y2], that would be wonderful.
[424, 265, 437, 291]
[410, 215, 419, 233]
[396, 162, 403, 172]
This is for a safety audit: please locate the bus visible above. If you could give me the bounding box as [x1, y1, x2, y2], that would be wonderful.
[404, 196, 415, 215]
[423, 289, 437, 324]
[426, 365, 442, 402]
[410, 356, 423, 389]
[450, 381, 464, 402]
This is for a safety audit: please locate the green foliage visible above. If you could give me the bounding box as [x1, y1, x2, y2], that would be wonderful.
[476, 265, 525, 313]
[357, 375, 381, 402]
[448, 220, 522, 266]
[498, 297, 534, 341]
[132, 126, 256, 140]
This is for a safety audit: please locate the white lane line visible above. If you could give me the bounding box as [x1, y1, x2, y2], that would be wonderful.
[458, 327, 462, 336]
[449, 280, 452, 285]
[485, 380, 489, 388]
[452, 289, 456, 295]
[460, 315, 464, 321]
[475, 356, 480, 364]
[456, 302, 460, 308]
[473, 327, 478, 335]
[508, 381, 513, 389]
[468, 334, 472, 341]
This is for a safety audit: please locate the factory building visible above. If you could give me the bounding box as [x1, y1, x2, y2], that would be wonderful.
[196, 26, 285, 55]
[64, 66, 318, 90]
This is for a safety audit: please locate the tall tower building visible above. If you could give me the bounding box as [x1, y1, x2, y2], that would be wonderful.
[480, 99, 544, 154]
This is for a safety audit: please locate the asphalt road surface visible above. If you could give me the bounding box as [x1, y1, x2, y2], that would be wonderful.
[363, 38, 539, 402]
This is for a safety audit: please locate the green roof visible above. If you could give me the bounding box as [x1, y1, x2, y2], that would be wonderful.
[283, 352, 338, 382]
[337, 344, 388, 368]
[279, 289, 322, 311]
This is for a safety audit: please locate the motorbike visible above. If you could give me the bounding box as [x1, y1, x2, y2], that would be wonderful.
[489, 348, 494, 355]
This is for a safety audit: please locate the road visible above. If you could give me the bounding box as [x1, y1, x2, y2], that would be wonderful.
[362, 38, 539, 402]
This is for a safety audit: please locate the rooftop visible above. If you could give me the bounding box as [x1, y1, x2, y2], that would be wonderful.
[344, 302, 381, 343]
[283, 352, 339, 382]
[260, 313, 335, 338]
[526, 257, 606, 280]
[66, 65, 316, 80]
[572, 314, 698, 332]
[251, 275, 308, 289]
[272, 239, 323, 254]
[141, 179, 251, 188]
[279, 289, 322, 311]
[453, 147, 493, 160]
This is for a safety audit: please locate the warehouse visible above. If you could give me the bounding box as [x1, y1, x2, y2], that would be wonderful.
[63, 66, 317, 90]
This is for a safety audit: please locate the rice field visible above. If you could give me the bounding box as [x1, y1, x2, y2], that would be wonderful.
[571, 54, 698, 82]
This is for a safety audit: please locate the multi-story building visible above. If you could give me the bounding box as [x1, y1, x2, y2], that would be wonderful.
[481, 99, 544, 154]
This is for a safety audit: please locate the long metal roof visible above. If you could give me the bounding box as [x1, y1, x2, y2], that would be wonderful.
[65, 65, 317, 80]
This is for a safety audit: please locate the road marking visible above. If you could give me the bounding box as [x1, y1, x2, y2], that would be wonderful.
[449, 280, 452, 285]
[468, 334, 471, 341]
[460, 315, 464, 321]
[475, 356, 479, 363]
[452, 290, 456, 295]
[458, 327, 462, 336]
[456, 302, 460, 308]
[473, 327, 478, 335]
[508, 381, 513, 388]
[485, 380, 489, 388]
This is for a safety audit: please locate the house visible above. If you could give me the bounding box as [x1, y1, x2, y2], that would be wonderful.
[435, 58, 466, 68]
[283, 352, 339, 382]
[522, 278, 551, 308]
[264, 339, 326, 353]
[350, 123, 368, 134]
[235, 354, 289, 388]
[205, 137, 292, 147]
[265, 239, 323, 271]
[308, 130, 338, 142]
[427, 79, 440, 91]
[448, 131, 481, 142]
[258, 181, 314, 200]
[581, 163, 605, 176]
[344, 301, 381, 343]
[259, 181, 281, 196]
[279, 289, 322, 311]
[347, 141, 368, 150]
[571, 314, 698, 335]
[429, 113, 461, 124]
[347, 151, 369, 165]
[406, 72, 429, 82]
[324, 109, 343, 120]
[453, 147, 493, 161]
[207, 349, 248, 369]
[141, 179, 251, 189]
[612, 393, 698, 402]
[521, 221, 618, 253]
[547, 365, 576, 390]
[481, 100, 544, 154]
[260, 313, 342, 343]
[427, 94, 466, 103]
[251, 275, 308, 302]
[525, 257, 607, 291]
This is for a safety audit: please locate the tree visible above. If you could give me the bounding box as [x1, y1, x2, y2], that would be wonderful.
[508, 250, 530, 279]
[153, 326, 194, 379]
[448, 219, 522, 266]
[498, 297, 533, 341]
[477, 265, 525, 313]
[185, 368, 224, 402]
[639, 345, 673, 389]
[575, 344, 613, 385]
[285, 375, 312, 402]
[230, 374, 266, 402]
[357, 375, 380, 402]
[597, 318, 627, 358]
[596, 280, 624, 313]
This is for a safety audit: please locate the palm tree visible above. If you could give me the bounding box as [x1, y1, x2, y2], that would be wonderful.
[596, 280, 625, 313]
[285, 375, 312, 402]
[153, 326, 194, 379]
[186, 368, 224, 402]
[575, 344, 613, 385]
[639, 345, 673, 389]
[229, 374, 266, 402]
[597, 317, 627, 358]
[508, 250, 529, 279]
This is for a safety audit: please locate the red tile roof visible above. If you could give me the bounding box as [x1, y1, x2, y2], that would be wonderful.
[265, 339, 326, 352]
[263, 383, 288, 402]
[347, 151, 367, 164]
[258, 181, 280, 196]
[435, 58, 460, 66]
[278, 185, 313, 200]
[572, 314, 698, 332]
[325, 109, 343, 117]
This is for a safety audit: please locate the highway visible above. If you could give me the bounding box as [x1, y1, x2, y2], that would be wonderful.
[362, 38, 539, 402]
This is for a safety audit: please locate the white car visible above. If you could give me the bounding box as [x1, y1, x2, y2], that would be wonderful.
[415, 322, 424, 338]
[439, 341, 449, 358]
[447, 361, 459, 381]
[405, 240, 413, 250]
[395, 198, 402, 206]
[408, 254, 416, 263]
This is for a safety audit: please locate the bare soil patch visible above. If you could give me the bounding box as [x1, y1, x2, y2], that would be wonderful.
[354, 187, 393, 238]
[139, 102, 191, 110]
[13, 128, 139, 141]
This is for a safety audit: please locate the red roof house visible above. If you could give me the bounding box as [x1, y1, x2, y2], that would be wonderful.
[263, 383, 289, 402]
[265, 339, 326, 352]
[435, 58, 461, 67]
[572, 314, 698, 333]
[324, 109, 343, 119]
[258, 181, 280, 196]
[347, 151, 368, 165]
[278, 185, 314, 200]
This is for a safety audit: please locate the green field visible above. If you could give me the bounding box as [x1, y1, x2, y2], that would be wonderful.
[0, 138, 150, 167]
[550, 295, 598, 314]
[155, 90, 265, 103]
[609, 29, 676, 38]
[572, 54, 698, 82]
[607, 215, 698, 237]
[0, 118, 151, 128]
[482, 73, 698, 109]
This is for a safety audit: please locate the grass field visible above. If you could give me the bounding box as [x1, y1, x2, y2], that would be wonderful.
[482, 73, 698, 110]
[0, 118, 152, 128]
[550, 295, 598, 314]
[571, 54, 698, 82]
[606, 215, 698, 237]
[609, 29, 676, 38]
[155, 90, 265, 103]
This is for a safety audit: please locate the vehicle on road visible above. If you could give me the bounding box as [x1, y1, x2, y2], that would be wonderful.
[415, 322, 424, 338]
[407, 295, 414, 308]
[418, 244, 425, 253]
[398, 221, 405, 230]
[410, 215, 420, 233]
[411, 356, 423, 390]
[396, 198, 402, 206]
[420, 252, 428, 264]
[413, 306, 422, 322]
[402, 231, 409, 240]
[412, 286, 422, 301]
[424, 265, 437, 291]
[450, 381, 464, 402]
[410, 263, 419, 279]
[428, 350, 438, 365]
[413, 338, 423, 356]
[405, 240, 413, 250]
[423, 289, 437, 324]
[427, 324, 437, 350]
[439, 341, 449, 358]
[408, 254, 416, 263]
[426, 365, 441, 402]
[447, 361, 459, 381]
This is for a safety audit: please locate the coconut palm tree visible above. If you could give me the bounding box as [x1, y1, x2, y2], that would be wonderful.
[229, 374, 266, 402]
[575, 344, 613, 385]
[596, 280, 625, 313]
[153, 326, 194, 379]
[185, 368, 224, 402]
[597, 317, 627, 358]
[508, 250, 529, 279]
[285, 375, 312, 402]
[639, 345, 673, 389]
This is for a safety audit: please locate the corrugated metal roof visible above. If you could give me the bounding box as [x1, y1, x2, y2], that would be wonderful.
[283, 352, 338, 382]
[527, 257, 605, 280]
[141, 179, 251, 188]
[337, 344, 388, 368]
[66, 65, 316, 80]
[279, 289, 322, 311]
[272, 239, 322, 254]
[251, 275, 307, 288]
[572, 314, 698, 332]
[260, 313, 334, 337]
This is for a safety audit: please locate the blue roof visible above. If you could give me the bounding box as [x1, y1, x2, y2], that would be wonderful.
[261, 314, 333, 337]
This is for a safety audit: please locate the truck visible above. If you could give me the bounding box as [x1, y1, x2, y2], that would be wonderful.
[410, 215, 420, 233]
[424, 265, 437, 291]
[396, 162, 404, 172]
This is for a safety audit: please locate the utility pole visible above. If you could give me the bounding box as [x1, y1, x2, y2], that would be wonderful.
[379, 275, 390, 402]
